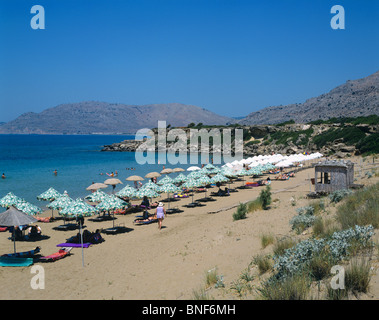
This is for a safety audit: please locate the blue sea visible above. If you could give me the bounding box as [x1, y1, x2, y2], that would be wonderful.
[0, 134, 196, 212]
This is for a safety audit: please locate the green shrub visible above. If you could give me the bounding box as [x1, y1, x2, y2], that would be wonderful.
[258, 273, 311, 300]
[329, 189, 353, 203]
[259, 185, 272, 210]
[247, 198, 262, 212]
[336, 183, 379, 229]
[345, 258, 372, 295]
[205, 268, 219, 287]
[261, 233, 275, 248]
[253, 254, 273, 275]
[233, 203, 247, 221]
[273, 237, 298, 256]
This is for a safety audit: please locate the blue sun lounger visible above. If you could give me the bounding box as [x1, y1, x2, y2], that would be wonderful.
[0, 257, 34, 267]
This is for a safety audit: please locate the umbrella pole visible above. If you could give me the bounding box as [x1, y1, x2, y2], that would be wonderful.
[13, 228, 16, 253]
[80, 219, 85, 267]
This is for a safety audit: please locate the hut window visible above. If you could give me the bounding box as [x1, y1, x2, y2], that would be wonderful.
[318, 171, 330, 184]
[324, 172, 330, 184]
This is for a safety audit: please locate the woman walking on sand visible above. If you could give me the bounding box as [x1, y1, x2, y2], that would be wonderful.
[155, 202, 166, 230]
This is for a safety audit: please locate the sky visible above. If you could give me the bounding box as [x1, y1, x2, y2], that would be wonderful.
[0, 0, 378, 122]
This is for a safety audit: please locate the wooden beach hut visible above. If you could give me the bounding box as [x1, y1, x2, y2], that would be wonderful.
[314, 160, 354, 193]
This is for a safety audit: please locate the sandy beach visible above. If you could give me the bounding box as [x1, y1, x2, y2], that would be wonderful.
[1, 156, 378, 300]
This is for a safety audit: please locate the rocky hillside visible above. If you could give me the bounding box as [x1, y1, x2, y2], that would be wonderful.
[239, 70, 379, 125]
[102, 116, 379, 157]
[0, 102, 234, 135]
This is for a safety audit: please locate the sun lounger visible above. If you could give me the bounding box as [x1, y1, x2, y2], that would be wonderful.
[36, 216, 53, 223]
[133, 217, 158, 225]
[2, 246, 41, 258]
[39, 248, 72, 262]
[89, 215, 115, 222]
[56, 242, 92, 248]
[166, 207, 183, 214]
[53, 223, 81, 231]
[0, 257, 34, 267]
[183, 202, 205, 208]
[101, 224, 133, 235]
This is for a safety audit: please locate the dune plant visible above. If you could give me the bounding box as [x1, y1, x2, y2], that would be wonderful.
[336, 183, 379, 229]
[253, 254, 273, 275]
[259, 185, 272, 210]
[260, 233, 275, 248]
[257, 273, 311, 300]
[345, 258, 372, 295]
[233, 203, 247, 221]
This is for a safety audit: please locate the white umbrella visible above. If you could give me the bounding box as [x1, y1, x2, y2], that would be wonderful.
[187, 166, 201, 171]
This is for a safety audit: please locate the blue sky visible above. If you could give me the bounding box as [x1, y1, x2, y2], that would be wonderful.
[0, 0, 378, 122]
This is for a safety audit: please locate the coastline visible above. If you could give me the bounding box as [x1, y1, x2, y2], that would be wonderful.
[1, 155, 378, 300]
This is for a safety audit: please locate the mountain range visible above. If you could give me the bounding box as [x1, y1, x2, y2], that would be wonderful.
[0, 70, 378, 134]
[0, 102, 234, 135]
[238, 70, 379, 125]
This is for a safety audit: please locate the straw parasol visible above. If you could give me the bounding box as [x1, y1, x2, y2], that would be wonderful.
[0, 206, 38, 253]
[144, 172, 161, 179]
[160, 168, 173, 174]
[172, 168, 185, 173]
[86, 182, 108, 191]
[104, 178, 123, 194]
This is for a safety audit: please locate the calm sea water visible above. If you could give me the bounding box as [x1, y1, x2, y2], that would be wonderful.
[0, 134, 194, 212]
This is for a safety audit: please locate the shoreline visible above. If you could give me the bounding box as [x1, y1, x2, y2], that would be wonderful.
[1, 155, 378, 300]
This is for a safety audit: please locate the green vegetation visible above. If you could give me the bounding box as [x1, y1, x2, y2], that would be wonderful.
[244, 139, 260, 147]
[259, 185, 272, 210]
[257, 273, 312, 300]
[255, 183, 378, 300]
[268, 128, 314, 146]
[313, 126, 366, 148]
[260, 233, 275, 248]
[247, 198, 263, 212]
[336, 182, 379, 229]
[277, 119, 295, 126]
[253, 254, 273, 275]
[308, 114, 379, 126]
[233, 203, 248, 221]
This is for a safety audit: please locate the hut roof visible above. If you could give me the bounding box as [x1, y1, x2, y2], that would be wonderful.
[315, 160, 353, 168]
